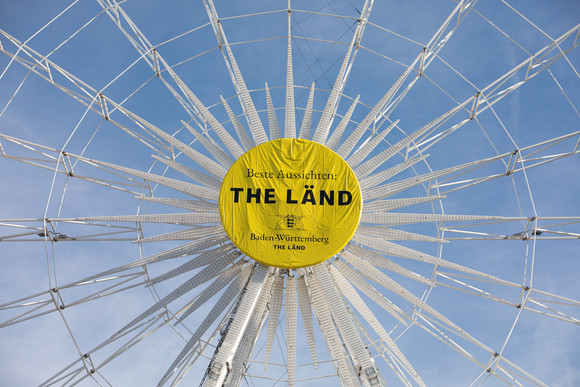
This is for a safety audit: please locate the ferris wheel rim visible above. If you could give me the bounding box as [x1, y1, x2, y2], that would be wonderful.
[0, 1, 579, 386]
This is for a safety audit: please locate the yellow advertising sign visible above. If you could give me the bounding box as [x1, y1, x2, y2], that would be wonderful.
[219, 138, 361, 269]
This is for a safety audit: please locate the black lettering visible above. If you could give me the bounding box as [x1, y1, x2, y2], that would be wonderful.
[264, 188, 276, 204]
[338, 190, 352, 205]
[247, 188, 261, 203]
[301, 185, 316, 205]
[286, 189, 298, 204]
[230, 187, 243, 203]
[319, 190, 334, 205]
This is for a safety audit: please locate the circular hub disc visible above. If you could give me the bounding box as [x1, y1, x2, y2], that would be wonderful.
[219, 138, 361, 268]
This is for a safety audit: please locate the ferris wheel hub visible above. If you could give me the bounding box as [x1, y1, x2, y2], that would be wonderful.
[219, 138, 362, 268]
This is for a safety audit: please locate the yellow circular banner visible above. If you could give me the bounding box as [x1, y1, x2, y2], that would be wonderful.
[219, 138, 361, 269]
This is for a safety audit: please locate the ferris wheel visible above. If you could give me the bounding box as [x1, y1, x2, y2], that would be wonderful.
[1, 0, 579, 385]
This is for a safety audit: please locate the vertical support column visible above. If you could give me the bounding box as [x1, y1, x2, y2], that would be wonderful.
[228, 272, 276, 386]
[203, 264, 271, 387]
[285, 274, 297, 386]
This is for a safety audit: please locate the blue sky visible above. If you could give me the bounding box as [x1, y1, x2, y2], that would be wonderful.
[0, 0, 579, 385]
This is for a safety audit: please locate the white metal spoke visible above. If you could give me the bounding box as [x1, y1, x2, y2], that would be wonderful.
[334, 260, 407, 325]
[77, 233, 229, 284]
[325, 95, 359, 150]
[336, 66, 413, 159]
[173, 258, 245, 325]
[359, 154, 427, 191]
[161, 63, 246, 160]
[313, 263, 382, 386]
[203, 0, 268, 145]
[298, 83, 315, 139]
[136, 225, 223, 243]
[296, 275, 317, 368]
[148, 245, 240, 288]
[220, 95, 255, 152]
[285, 13, 296, 139]
[355, 101, 469, 180]
[356, 224, 445, 243]
[363, 154, 504, 201]
[329, 264, 424, 386]
[426, 131, 580, 196]
[312, 0, 374, 144]
[153, 155, 222, 190]
[436, 272, 580, 325]
[135, 196, 219, 213]
[350, 235, 504, 282]
[411, 314, 509, 385]
[108, 103, 228, 179]
[346, 119, 399, 168]
[181, 121, 234, 168]
[44, 311, 171, 386]
[347, 244, 432, 285]
[0, 134, 149, 195]
[442, 216, 580, 241]
[109, 256, 238, 342]
[359, 212, 504, 225]
[0, 31, 171, 153]
[369, 0, 480, 121]
[265, 83, 282, 141]
[341, 250, 465, 333]
[307, 269, 359, 386]
[159, 264, 255, 386]
[362, 195, 445, 214]
[264, 275, 284, 368]
[0, 218, 140, 243]
[1, 272, 145, 328]
[411, 25, 580, 155]
[80, 157, 219, 201]
[75, 212, 220, 225]
[95, 0, 204, 123]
